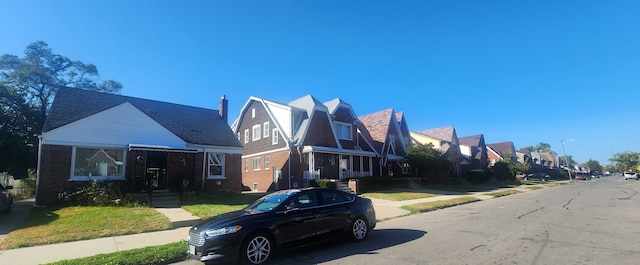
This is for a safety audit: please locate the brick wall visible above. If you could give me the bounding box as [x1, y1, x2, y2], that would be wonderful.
[36, 144, 73, 206]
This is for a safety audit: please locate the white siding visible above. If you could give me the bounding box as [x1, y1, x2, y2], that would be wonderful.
[268, 103, 293, 139]
[42, 102, 187, 148]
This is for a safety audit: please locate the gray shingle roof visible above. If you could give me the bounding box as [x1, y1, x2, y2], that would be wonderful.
[43, 88, 242, 147]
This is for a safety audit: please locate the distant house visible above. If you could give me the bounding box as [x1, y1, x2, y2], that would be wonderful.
[486, 141, 517, 167]
[409, 126, 462, 177]
[359, 108, 410, 177]
[36, 88, 243, 206]
[230, 95, 378, 192]
[458, 134, 488, 173]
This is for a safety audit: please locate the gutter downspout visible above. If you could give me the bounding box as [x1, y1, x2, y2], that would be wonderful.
[34, 135, 44, 207]
[201, 150, 207, 189]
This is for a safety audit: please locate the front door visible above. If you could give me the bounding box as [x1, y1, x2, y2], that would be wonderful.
[146, 152, 168, 191]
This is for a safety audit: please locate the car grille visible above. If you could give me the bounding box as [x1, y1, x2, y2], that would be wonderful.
[189, 230, 205, 246]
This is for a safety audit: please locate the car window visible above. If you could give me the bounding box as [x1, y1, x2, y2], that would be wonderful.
[245, 192, 292, 211]
[287, 192, 317, 209]
[319, 190, 346, 205]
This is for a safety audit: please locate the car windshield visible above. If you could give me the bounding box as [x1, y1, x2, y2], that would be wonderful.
[244, 190, 298, 212]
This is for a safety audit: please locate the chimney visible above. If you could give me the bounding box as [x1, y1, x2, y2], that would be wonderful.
[219, 94, 228, 122]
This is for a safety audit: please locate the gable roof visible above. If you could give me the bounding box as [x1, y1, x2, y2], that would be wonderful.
[43, 87, 242, 147]
[417, 126, 456, 143]
[458, 134, 484, 147]
[486, 141, 515, 158]
[359, 108, 394, 145]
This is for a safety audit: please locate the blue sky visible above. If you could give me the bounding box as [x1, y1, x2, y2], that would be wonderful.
[2, 0, 639, 165]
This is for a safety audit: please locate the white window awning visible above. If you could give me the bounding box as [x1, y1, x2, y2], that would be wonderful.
[128, 144, 198, 153]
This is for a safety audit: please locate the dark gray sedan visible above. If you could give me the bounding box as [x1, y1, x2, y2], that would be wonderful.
[188, 187, 376, 264]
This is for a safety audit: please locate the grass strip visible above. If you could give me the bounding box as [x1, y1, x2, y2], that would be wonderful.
[401, 196, 480, 214]
[46, 240, 188, 265]
[362, 190, 437, 201]
[484, 190, 521, 198]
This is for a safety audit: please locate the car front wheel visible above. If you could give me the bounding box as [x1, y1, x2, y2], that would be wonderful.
[240, 232, 273, 265]
[349, 217, 369, 241]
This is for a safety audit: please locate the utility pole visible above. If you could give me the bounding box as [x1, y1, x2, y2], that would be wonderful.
[561, 139, 574, 181]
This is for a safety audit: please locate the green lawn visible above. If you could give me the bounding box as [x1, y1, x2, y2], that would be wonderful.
[46, 241, 189, 265]
[181, 192, 262, 219]
[0, 206, 171, 250]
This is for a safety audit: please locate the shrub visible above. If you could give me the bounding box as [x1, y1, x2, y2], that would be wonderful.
[58, 180, 142, 207]
[309, 179, 337, 189]
[357, 176, 394, 193]
[465, 169, 492, 184]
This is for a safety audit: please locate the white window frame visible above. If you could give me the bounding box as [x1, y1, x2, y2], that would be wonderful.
[272, 129, 279, 145]
[244, 158, 249, 172]
[207, 153, 226, 179]
[70, 147, 126, 181]
[263, 122, 270, 138]
[334, 122, 352, 140]
[244, 129, 249, 144]
[253, 157, 261, 171]
[252, 124, 261, 141]
[264, 155, 270, 169]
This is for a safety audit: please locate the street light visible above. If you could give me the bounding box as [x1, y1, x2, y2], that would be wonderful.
[561, 139, 575, 181]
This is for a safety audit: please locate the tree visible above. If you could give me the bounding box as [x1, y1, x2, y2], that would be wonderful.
[609, 151, 640, 172]
[406, 143, 451, 179]
[585, 159, 603, 174]
[521, 142, 557, 156]
[558, 155, 577, 167]
[0, 41, 122, 172]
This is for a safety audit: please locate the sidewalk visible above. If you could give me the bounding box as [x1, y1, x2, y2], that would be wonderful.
[0, 184, 542, 264]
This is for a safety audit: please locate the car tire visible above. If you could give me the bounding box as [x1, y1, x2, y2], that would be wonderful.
[240, 232, 273, 265]
[349, 217, 369, 242]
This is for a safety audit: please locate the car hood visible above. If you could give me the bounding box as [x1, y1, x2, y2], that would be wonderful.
[192, 209, 269, 231]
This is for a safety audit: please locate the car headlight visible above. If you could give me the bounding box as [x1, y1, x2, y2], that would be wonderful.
[205, 225, 242, 237]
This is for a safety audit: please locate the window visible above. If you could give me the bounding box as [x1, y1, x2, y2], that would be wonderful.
[251, 108, 255, 118]
[208, 153, 225, 179]
[334, 123, 352, 140]
[263, 122, 270, 138]
[253, 157, 261, 170]
[264, 155, 270, 169]
[272, 129, 279, 145]
[244, 129, 249, 144]
[72, 148, 124, 180]
[389, 135, 396, 150]
[252, 124, 261, 141]
[402, 162, 411, 174]
[244, 159, 249, 172]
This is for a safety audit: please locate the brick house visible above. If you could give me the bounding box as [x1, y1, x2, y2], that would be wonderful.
[458, 134, 489, 173]
[35, 88, 243, 206]
[230, 95, 379, 192]
[486, 141, 517, 167]
[359, 108, 411, 177]
[410, 125, 463, 177]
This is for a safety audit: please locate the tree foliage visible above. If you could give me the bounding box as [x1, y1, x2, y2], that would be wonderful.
[585, 159, 603, 174]
[609, 151, 640, 173]
[406, 143, 450, 178]
[521, 142, 557, 156]
[0, 41, 122, 172]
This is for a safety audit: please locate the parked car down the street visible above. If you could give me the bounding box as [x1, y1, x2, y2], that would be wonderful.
[187, 187, 377, 264]
[623, 172, 638, 180]
[575, 174, 590, 180]
[524, 173, 550, 181]
[0, 183, 13, 214]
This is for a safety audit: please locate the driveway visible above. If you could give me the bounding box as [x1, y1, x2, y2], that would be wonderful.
[0, 199, 34, 243]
